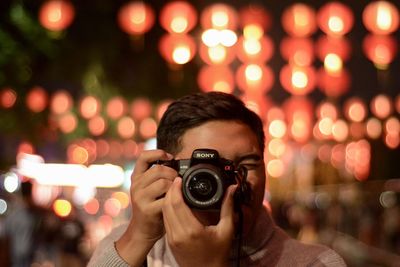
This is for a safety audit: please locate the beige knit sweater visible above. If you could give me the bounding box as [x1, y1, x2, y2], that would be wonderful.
[88, 206, 346, 267]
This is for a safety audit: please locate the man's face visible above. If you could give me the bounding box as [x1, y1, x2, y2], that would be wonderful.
[175, 120, 266, 235]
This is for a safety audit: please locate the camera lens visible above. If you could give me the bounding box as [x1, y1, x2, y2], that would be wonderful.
[182, 164, 224, 209]
[188, 173, 217, 201]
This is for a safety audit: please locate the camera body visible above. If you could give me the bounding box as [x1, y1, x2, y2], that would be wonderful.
[158, 148, 248, 210]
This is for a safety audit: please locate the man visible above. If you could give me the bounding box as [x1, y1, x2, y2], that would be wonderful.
[88, 92, 346, 266]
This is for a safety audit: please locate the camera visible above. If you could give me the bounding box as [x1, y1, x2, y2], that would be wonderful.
[156, 148, 249, 210]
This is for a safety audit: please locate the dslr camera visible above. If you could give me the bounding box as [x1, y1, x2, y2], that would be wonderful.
[156, 148, 249, 210]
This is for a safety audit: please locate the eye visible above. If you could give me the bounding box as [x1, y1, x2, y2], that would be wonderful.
[238, 162, 261, 170]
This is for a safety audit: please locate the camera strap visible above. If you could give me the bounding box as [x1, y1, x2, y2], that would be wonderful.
[235, 206, 244, 267]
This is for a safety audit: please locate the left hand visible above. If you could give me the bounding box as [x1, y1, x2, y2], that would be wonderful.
[162, 178, 237, 267]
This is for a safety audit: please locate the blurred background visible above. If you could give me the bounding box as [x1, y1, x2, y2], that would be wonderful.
[0, 0, 399, 266]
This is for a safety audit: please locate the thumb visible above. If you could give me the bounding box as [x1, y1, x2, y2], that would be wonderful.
[217, 184, 237, 234]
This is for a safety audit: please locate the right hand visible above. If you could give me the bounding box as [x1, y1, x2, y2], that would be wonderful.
[116, 149, 177, 266]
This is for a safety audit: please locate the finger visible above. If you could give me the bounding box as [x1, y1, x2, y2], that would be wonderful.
[137, 165, 177, 188]
[163, 179, 203, 237]
[132, 149, 173, 176]
[217, 185, 237, 235]
[143, 177, 174, 200]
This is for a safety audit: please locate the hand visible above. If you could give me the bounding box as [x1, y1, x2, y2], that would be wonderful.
[116, 149, 177, 266]
[163, 178, 237, 267]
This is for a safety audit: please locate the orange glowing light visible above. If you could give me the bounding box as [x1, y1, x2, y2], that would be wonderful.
[159, 1, 197, 34]
[117, 116, 136, 139]
[236, 35, 274, 63]
[67, 144, 89, 164]
[112, 192, 130, 209]
[106, 96, 127, 120]
[385, 133, 400, 149]
[84, 198, 99, 215]
[88, 115, 107, 136]
[316, 101, 338, 120]
[370, 94, 392, 119]
[122, 139, 138, 159]
[199, 43, 235, 65]
[267, 107, 285, 121]
[50, 90, 73, 114]
[363, 34, 397, 68]
[281, 3, 317, 37]
[53, 199, 72, 217]
[39, 0, 75, 31]
[0, 88, 17, 109]
[139, 118, 157, 139]
[159, 34, 196, 65]
[267, 159, 285, 178]
[318, 117, 334, 137]
[344, 98, 367, 122]
[201, 3, 238, 30]
[363, 1, 400, 35]
[269, 120, 287, 138]
[283, 97, 313, 143]
[197, 65, 234, 93]
[316, 35, 351, 62]
[236, 63, 274, 96]
[26, 86, 48, 113]
[317, 67, 350, 98]
[317, 2, 354, 36]
[79, 96, 101, 119]
[280, 65, 316, 95]
[385, 117, 400, 135]
[239, 4, 272, 32]
[268, 139, 286, 157]
[104, 198, 121, 217]
[332, 119, 349, 142]
[130, 98, 152, 121]
[280, 37, 314, 66]
[58, 112, 78, 134]
[366, 118, 382, 139]
[118, 1, 155, 35]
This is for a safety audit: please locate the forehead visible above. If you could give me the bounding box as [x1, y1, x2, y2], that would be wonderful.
[176, 120, 261, 160]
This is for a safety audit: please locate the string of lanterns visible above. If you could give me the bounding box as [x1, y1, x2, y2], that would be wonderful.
[2, 0, 400, 181]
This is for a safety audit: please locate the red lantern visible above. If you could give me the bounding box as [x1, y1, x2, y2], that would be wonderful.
[159, 1, 197, 34]
[280, 37, 314, 66]
[26, 86, 48, 113]
[317, 67, 350, 98]
[283, 96, 314, 143]
[199, 42, 235, 65]
[281, 3, 317, 37]
[197, 65, 234, 94]
[316, 35, 351, 61]
[363, 1, 399, 35]
[118, 1, 155, 35]
[39, 0, 75, 31]
[236, 63, 274, 96]
[317, 2, 354, 36]
[280, 64, 316, 95]
[200, 3, 238, 30]
[363, 34, 397, 67]
[239, 4, 272, 32]
[236, 35, 274, 63]
[159, 34, 196, 65]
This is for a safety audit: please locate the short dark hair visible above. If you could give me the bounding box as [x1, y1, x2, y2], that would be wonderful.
[157, 92, 265, 155]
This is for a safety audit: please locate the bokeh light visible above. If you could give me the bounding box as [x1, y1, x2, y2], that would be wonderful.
[39, 0, 75, 31]
[26, 86, 48, 113]
[53, 199, 72, 217]
[0, 87, 17, 109]
[118, 1, 155, 35]
[363, 1, 400, 35]
[159, 1, 197, 34]
[281, 3, 317, 37]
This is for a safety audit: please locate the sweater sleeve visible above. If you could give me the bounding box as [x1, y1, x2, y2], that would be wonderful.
[87, 224, 130, 267]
